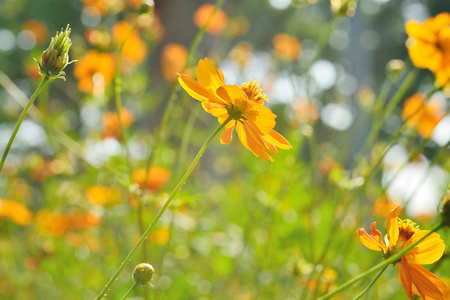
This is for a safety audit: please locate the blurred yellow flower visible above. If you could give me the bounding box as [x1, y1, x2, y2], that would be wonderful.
[111, 21, 147, 65]
[273, 33, 302, 61]
[36, 210, 101, 237]
[178, 58, 292, 161]
[161, 43, 188, 82]
[358, 206, 448, 300]
[85, 185, 121, 206]
[22, 20, 48, 44]
[149, 227, 170, 245]
[372, 195, 402, 218]
[406, 12, 450, 87]
[193, 3, 228, 35]
[132, 167, 172, 192]
[229, 42, 253, 68]
[0, 199, 33, 226]
[401, 93, 445, 139]
[73, 50, 115, 94]
[81, 0, 112, 16]
[102, 107, 135, 139]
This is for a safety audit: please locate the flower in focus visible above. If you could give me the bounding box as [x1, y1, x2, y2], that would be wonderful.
[102, 107, 135, 139]
[73, 50, 115, 94]
[85, 185, 121, 206]
[132, 167, 171, 192]
[23, 20, 49, 44]
[193, 3, 228, 35]
[178, 58, 292, 161]
[406, 13, 450, 87]
[401, 93, 445, 139]
[358, 206, 448, 299]
[111, 21, 147, 65]
[161, 43, 188, 82]
[273, 33, 302, 61]
[0, 199, 33, 226]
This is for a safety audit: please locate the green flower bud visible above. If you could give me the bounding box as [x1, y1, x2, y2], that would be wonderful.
[440, 185, 450, 227]
[35, 24, 74, 80]
[132, 263, 154, 286]
[139, 0, 154, 14]
[386, 59, 406, 81]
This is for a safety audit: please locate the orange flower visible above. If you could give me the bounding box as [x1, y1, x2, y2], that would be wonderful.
[102, 107, 135, 139]
[36, 210, 100, 237]
[273, 33, 302, 61]
[132, 167, 171, 192]
[0, 199, 33, 226]
[161, 43, 188, 82]
[372, 195, 402, 218]
[193, 3, 228, 35]
[22, 20, 48, 44]
[178, 58, 292, 161]
[406, 13, 450, 87]
[358, 206, 448, 299]
[401, 93, 445, 139]
[81, 0, 112, 16]
[85, 185, 121, 206]
[111, 21, 147, 64]
[229, 42, 253, 68]
[73, 50, 115, 94]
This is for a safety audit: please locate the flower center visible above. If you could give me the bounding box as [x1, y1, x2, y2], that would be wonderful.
[240, 80, 268, 105]
[227, 104, 246, 121]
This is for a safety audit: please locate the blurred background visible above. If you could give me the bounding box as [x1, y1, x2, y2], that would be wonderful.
[0, 0, 449, 299]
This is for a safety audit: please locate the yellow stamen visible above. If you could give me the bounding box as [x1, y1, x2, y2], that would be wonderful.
[240, 79, 268, 105]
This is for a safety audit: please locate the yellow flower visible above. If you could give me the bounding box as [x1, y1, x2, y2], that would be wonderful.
[273, 33, 302, 61]
[358, 206, 448, 300]
[193, 3, 228, 35]
[406, 12, 450, 87]
[178, 58, 292, 161]
[0, 199, 33, 226]
[73, 50, 115, 94]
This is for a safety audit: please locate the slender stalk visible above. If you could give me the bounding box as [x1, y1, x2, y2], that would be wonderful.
[121, 282, 137, 300]
[95, 116, 233, 300]
[318, 223, 444, 300]
[0, 76, 50, 175]
[353, 264, 389, 300]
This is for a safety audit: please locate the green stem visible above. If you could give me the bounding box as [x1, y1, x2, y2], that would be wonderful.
[353, 264, 389, 300]
[0, 76, 50, 175]
[318, 223, 444, 300]
[121, 282, 137, 300]
[95, 116, 233, 300]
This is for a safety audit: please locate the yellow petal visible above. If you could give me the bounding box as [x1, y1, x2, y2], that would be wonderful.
[178, 74, 228, 105]
[196, 58, 225, 92]
[244, 101, 277, 135]
[216, 84, 248, 107]
[220, 125, 235, 144]
[406, 21, 436, 44]
[404, 231, 445, 265]
[263, 130, 292, 149]
[244, 121, 272, 161]
[357, 228, 386, 252]
[387, 205, 400, 249]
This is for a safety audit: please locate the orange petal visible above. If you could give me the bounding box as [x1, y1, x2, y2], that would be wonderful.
[244, 121, 272, 161]
[245, 101, 277, 135]
[357, 228, 387, 252]
[398, 258, 414, 300]
[409, 262, 448, 300]
[196, 58, 225, 92]
[263, 130, 292, 149]
[405, 21, 436, 44]
[387, 205, 400, 249]
[404, 231, 445, 265]
[220, 125, 235, 144]
[178, 74, 228, 105]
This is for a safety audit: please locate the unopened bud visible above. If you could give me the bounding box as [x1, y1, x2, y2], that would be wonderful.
[35, 24, 74, 80]
[440, 185, 450, 227]
[139, 0, 154, 14]
[132, 263, 154, 286]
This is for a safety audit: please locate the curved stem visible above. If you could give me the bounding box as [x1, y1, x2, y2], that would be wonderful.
[0, 76, 50, 175]
[95, 116, 233, 300]
[318, 222, 444, 300]
[121, 282, 137, 300]
[353, 264, 389, 300]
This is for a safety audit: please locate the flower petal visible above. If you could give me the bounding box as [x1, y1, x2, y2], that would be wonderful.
[263, 130, 292, 149]
[245, 101, 277, 135]
[357, 227, 387, 252]
[387, 205, 400, 249]
[216, 84, 248, 107]
[220, 124, 235, 144]
[398, 258, 414, 300]
[409, 262, 448, 300]
[404, 230, 445, 265]
[196, 58, 225, 92]
[178, 73, 228, 105]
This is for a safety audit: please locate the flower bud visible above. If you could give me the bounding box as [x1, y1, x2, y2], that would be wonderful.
[132, 263, 154, 286]
[139, 0, 154, 14]
[386, 59, 406, 80]
[330, 0, 357, 17]
[36, 24, 74, 80]
[440, 185, 450, 227]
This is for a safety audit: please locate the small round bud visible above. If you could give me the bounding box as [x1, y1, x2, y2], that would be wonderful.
[139, 0, 154, 14]
[132, 263, 154, 286]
